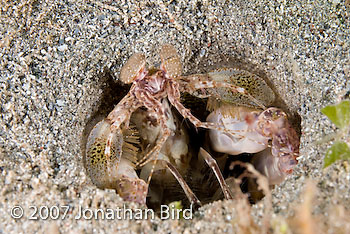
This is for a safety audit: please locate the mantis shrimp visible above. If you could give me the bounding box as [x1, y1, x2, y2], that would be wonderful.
[84, 44, 300, 207]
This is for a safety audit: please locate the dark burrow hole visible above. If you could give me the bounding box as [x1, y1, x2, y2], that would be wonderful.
[82, 54, 302, 214]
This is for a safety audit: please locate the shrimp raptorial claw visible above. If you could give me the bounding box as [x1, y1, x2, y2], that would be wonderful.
[206, 105, 299, 186]
[85, 119, 145, 203]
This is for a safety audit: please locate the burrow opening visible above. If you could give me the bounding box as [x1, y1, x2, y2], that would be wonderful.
[82, 54, 302, 213]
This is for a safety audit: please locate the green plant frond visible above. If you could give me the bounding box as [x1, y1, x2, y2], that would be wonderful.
[324, 141, 350, 168]
[321, 100, 350, 130]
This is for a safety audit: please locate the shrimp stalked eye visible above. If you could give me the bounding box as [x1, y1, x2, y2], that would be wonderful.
[159, 44, 182, 78]
[120, 53, 147, 84]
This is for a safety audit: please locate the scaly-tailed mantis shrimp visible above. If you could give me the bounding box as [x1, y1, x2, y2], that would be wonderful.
[84, 44, 300, 206]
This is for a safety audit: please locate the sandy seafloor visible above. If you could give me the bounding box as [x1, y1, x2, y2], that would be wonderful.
[0, 0, 349, 233]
